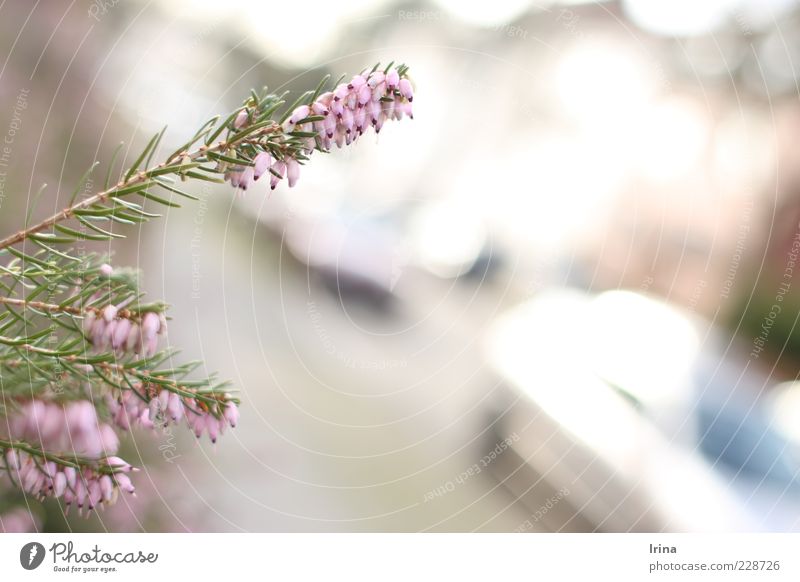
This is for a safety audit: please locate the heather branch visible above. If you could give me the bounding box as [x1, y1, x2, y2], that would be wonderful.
[0, 122, 281, 250]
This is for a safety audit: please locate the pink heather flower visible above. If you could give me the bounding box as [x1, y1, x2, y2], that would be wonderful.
[311, 102, 329, 117]
[397, 100, 413, 120]
[102, 304, 118, 322]
[99, 263, 114, 277]
[140, 312, 161, 357]
[223, 400, 239, 428]
[348, 75, 366, 90]
[111, 318, 131, 351]
[233, 109, 248, 129]
[106, 390, 147, 431]
[354, 107, 366, 133]
[237, 166, 255, 193]
[289, 105, 310, 125]
[399, 78, 414, 101]
[341, 108, 354, 134]
[1, 448, 136, 512]
[386, 69, 400, 89]
[253, 152, 272, 180]
[270, 160, 286, 190]
[167, 392, 184, 422]
[333, 84, 349, 102]
[102, 456, 134, 473]
[357, 84, 372, 106]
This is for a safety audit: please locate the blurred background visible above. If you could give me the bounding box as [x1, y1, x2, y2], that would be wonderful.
[2, 0, 800, 532]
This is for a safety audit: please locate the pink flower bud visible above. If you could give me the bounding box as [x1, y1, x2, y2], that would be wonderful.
[323, 114, 337, 138]
[126, 323, 140, 353]
[112, 318, 131, 351]
[53, 472, 67, 497]
[289, 105, 310, 125]
[358, 84, 372, 106]
[233, 110, 248, 129]
[74, 478, 87, 507]
[138, 408, 154, 429]
[159, 389, 170, 412]
[104, 456, 133, 473]
[333, 83, 349, 101]
[397, 100, 413, 120]
[367, 100, 381, 125]
[86, 481, 100, 509]
[270, 160, 286, 190]
[341, 108, 354, 133]
[115, 473, 135, 494]
[64, 467, 77, 488]
[238, 166, 255, 192]
[70, 400, 96, 434]
[311, 102, 329, 116]
[102, 319, 117, 348]
[99, 475, 114, 502]
[354, 106, 366, 133]
[253, 152, 272, 180]
[348, 75, 366, 90]
[139, 317, 159, 356]
[399, 78, 413, 101]
[386, 69, 400, 89]
[223, 401, 239, 428]
[206, 416, 220, 443]
[82, 311, 96, 337]
[99, 263, 113, 276]
[167, 392, 184, 422]
[99, 424, 120, 455]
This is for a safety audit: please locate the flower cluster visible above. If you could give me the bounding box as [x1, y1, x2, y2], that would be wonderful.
[106, 386, 239, 443]
[1, 400, 136, 512]
[0, 63, 412, 518]
[226, 64, 414, 194]
[6, 400, 119, 457]
[83, 307, 166, 358]
[3, 449, 135, 513]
